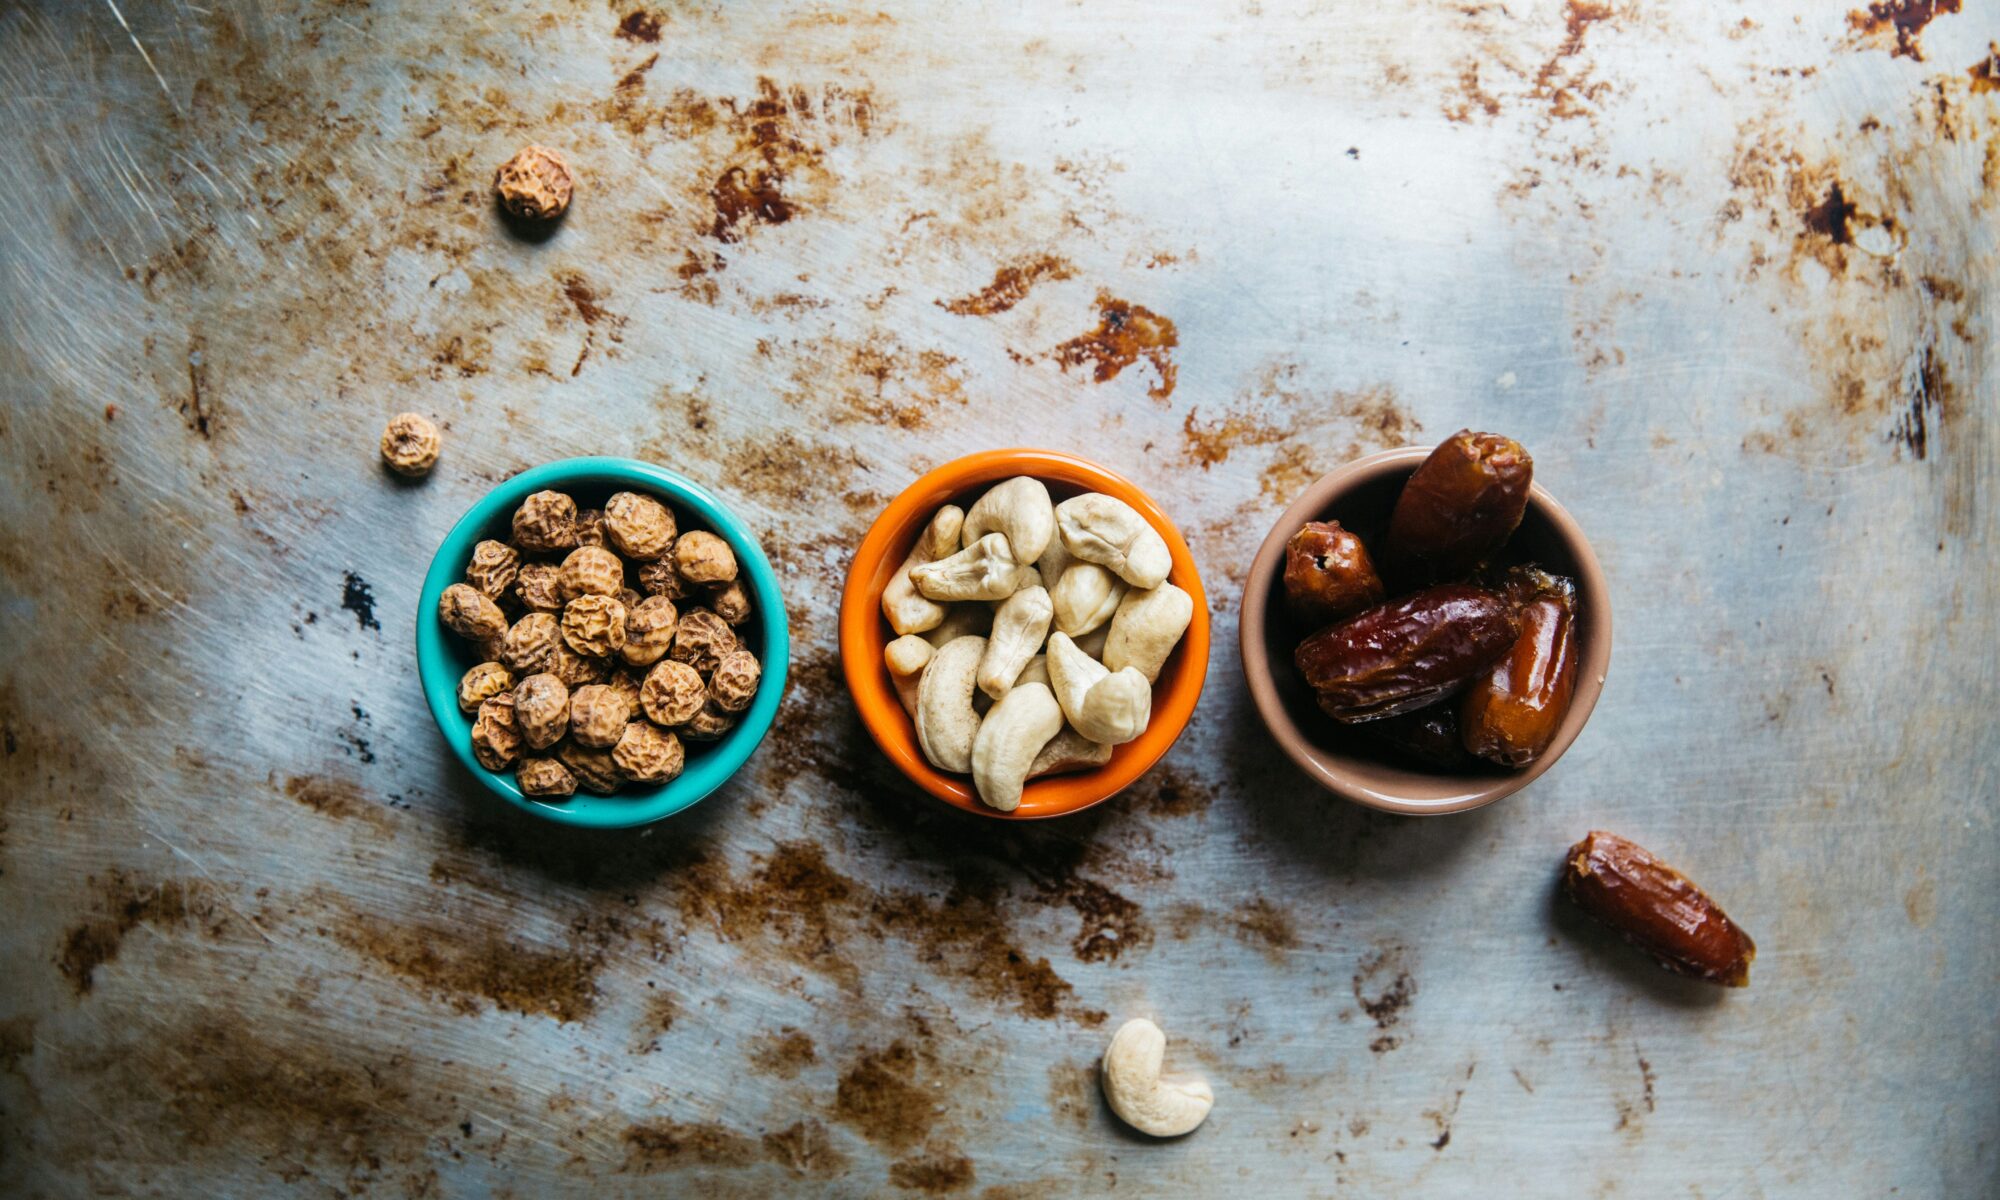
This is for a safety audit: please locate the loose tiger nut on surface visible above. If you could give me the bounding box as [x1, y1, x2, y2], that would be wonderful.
[708, 649, 762, 714]
[605, 491, 676, 561]
[513, 673, 571, 750]
[465, 540, 520, 599]
[440, 584, 509, 642]
[559, 546, 625, 601]
[567, 683, 632, 748]
[562, 594, 628, 659]
[612, 720, 685, 783]
[512, 490, 578, 554]
[471, 694, 522, 770]
[516, 756, 576, 797]
[640, 660, 706, 727]
[458, 662, 514, 712]
[380, 412, 441, 476]
[708, 579, 752, 625]
[669, 608, 736, 676]
[515, 562, 565, 613]
[556, 741, 623, 794]
[637, 558, 692, 600]
[673, 530, 738, 585]
[620, 595, 679, 667]
[494, 144, 574, 222]
[501, 612, 561, 674]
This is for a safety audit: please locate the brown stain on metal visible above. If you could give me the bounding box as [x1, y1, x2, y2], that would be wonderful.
[1232, 897, 1301, 955]
[281, 773, 390, 832]
[1049, 291, 1179, 401]
[1970, 44, 2000, 92]
[616, 9, 663, 43]
[1614, 1049, 1659, 1131]
[326, 908, 609, 1023]
[889, 1150, 977, 1193]
[182, 336, 215, 440]
[834, 1039, 943, 1151]
[1127, 762, 1216, 817]
[938, 254, 1077, 316]
[620, 1120, 761, 1171]
[1532, 0, 1615, 117]
[1801, 181, 1859, 247]
[1049, 877, 1151, 963]
[57, 872, 221, 996]
[1443, 60, 1504, 124]
[747, 1027, 818, 1077]
[761, 1119, 849, 1178]
[1888, 340, 1951, 460]
[0, 1016, 34, 1077]
[1353, 943, 1416, 1052]
[1847, 0, 1962, 61]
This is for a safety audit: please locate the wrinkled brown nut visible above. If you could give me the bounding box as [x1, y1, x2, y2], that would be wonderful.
[636, 558, 692, 600]
[562, 594, 628, 659]
[515, 562, 565, 613]
[471, 694, 522, 770]
[708, 648, 762, 714]
[559, 546, 625, 600]
[547, 641, 608, 688]
[605, 668, 645, 710]
[605, 491, 676, 561]
[574, 508, 608, 548]
[440, 583, 509, 642]
[472, 633, 509, 664]
[640, 659, 706, 727]
[567, 683, 631, 748]
[494, 144, 574, 222]
[501, 612, 560, 674]
[680, 701, 736, 742]
[1563, 831, 1756, 987]
[612, 720, 685, 783]
[616, 587, 644, 613]
[380, 412, 441, 476]
[669, 607, 736, 675]
[513, 673, 570, 750]
[516, 756, 576, 797]
[458, 661, 515, 712]
[512, 490, 578, 554]
[620, 595, 679, 667]
[465, 540, 520, 599]
[708, 579, 752, 625]
[674, 530, 738, 585]
[556, 741, 623, 794]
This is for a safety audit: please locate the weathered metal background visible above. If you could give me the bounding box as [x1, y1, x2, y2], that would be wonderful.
[1, 0, 1994, 1195]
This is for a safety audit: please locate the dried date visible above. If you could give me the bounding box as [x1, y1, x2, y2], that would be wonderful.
[1296, 585, 1518, 723]
[1283, 520, 1385, 628]
[1358, 705, 1480, 772]
[1461, 571, 1578, 767]
[1562, 831, 1755, 987]
[1382, 430, 1532, 585]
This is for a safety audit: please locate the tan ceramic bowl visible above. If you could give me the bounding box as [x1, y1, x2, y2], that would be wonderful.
[1241, 447, 1611, 815]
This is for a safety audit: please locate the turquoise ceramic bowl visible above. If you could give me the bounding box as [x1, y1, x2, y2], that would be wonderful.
[416, 457, 789, 828]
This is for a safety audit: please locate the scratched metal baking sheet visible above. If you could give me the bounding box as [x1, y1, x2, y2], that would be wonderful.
[0, 0, 1994, 1196]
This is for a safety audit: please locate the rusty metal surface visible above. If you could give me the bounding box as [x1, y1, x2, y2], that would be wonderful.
[1, 0, 1995, 1195]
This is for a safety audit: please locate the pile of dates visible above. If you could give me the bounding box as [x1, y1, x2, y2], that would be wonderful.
[1289, 430, 1579, 771]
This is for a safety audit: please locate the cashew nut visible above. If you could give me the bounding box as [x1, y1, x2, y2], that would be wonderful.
[921, 601, 992, 649]
[969, 682, 1063, 812]
[962, 475, 1056, 563]
[1055, 493, 1172, 589]
[916, 635, 986, 772]
[1028, 726, 1113, 778]
[882, 505, 966, 635]
[1050, 562, 1127, 637]
[1100, 1018, 1213, 1138]
[1103, 581, 1195, 684]
[1036, 529, 1074, 580]
[978, 586, 1054, 699]
[1044, 632, 1152, 746]
[1072, 622, 1110, 660]
[1014, 654, 1049, 689]
[910, 533, 1035, 602]
[885, 634, 934, 718]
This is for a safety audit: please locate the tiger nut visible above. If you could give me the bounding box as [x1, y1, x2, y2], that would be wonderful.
[516, 756, 576, 797]
[471, 694, 522, 770]
[574, 508, 608, 548]
[440, 584, 509, 642]
[515, 563, 565, 613]
[612, 720, 685, 783]
[620, 595, 679, 667]
[606, 667, 645, 708]
[562, 594, 628, 659]
[512, 490, 578, 553]
[567, 682, 632, 748]
[708, 648, 762, 714]
[669, 608, 736, 675]
[547, 641, 608, 688]
[673, 531, 737, 585]
[501, 612, 560, 674]
[458, 661, 515, 712]
[637, 558, 692, 600]
[556, 741, 623, 794]
[640, 660, 707, 727]
[380, 412, 441, 477]
[559, 546, 625, 600]
[605, 491, 677, 561]
[513, 673, 570, 750]
[465, 540, 520, 599]
[616, 586, 644, 613]
[708, 579, 752, 625]
[494, 144, 574, 223]
[680, 702, 736, 742]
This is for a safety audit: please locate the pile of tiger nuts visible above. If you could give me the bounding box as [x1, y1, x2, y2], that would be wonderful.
[436, 487, 761, 798]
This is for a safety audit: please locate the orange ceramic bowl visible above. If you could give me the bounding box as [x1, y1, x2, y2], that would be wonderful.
[840, 450, 1210, 819]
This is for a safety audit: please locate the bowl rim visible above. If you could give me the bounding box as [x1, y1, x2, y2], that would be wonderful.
[838, 448, 1210, 820]
[416, 455, 790, 829]
[1239, 445, 1611, 816]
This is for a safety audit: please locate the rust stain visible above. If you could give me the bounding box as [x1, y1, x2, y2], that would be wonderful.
[616, 10, 663, 43]
[762, 1119, 849, 1178]
[1232, 897, 1301, 954]
[1887, 339, 1951, 460]
[1049, 291, 1179, 401]
[1532, 0, 1614, 117]
[1614, 1049, 1659, 1131]
[938, 254, 1076, 316]
[1353, 943, 1416, 1053]
[1443, 60, 1504, 124]
[1847, 0, 1962, 61]
[889, 1150, 977, 1193]
[1181, 407, 1289, 470]
[1800, 181, 1858, 247]
[182, 336, 215, 440]
[834, 1039, 942, 1151]
[748, 1027, 819, 1077]
[620, 1120, 760, 1171]
[1048, 877, 1151, 964]
[281, 773, 390, 832]
[57, 872, 222, 996]
[0, 1016, 37, 1076]
[1970, 43, 2000, 91]
[327, 909, 609, 1023]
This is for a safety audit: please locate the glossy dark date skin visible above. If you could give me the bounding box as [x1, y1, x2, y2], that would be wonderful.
[1357, 704, 1480, 771]
[1562, 831, 1756, 987]
[1296, 585, 1519, 723]
[1283, 520, 1386, 628]
[1382, 430, 1533, 585]
[1461, 571, 1578, 767]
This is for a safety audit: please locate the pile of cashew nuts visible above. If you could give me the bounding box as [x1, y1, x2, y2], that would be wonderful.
[881, 476, 1196, 811]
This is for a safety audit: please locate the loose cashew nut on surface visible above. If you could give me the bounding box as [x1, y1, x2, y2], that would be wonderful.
[1100, 1017, 1214, 1137]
